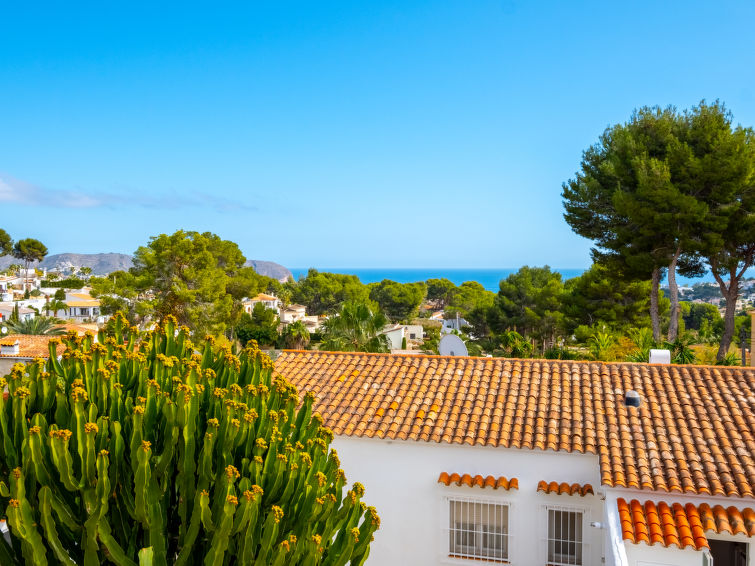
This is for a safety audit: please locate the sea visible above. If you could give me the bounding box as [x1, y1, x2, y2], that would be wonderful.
[289, 267, 747, 292]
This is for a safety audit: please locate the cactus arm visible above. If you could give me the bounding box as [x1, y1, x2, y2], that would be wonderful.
[138, 547, 153, 566]
[39, 487, 77, 566]
[203, 496, 237, 566]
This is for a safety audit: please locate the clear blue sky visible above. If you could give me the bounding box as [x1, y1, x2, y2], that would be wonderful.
[1, 1, 754, 268]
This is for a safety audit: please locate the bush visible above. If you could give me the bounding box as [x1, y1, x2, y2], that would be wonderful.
[0, 313, 379, 565]
[41, 278, 85, 289]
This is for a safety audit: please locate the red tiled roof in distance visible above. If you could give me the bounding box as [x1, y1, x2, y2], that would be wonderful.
[617, 498, 755, 550]
[274, 351, 755, 498]
[438, 472, 518, 490]
[537, 480, 594, 497]
[0, 335, 62, 358]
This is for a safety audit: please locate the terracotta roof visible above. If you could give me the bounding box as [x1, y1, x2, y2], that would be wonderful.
[247, 293, 278, 302]
[537, 481, 594, 497]
[438, 472, 518, 490]
[65, 299, 100, 307]
[0, 334, 62, 358]
[274, 351, 755, 498]
[617, 498, 755, 550]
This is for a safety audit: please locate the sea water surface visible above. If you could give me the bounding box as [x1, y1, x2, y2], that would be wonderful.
[290, 268, 585, 292]
[289, 267, 741, 292]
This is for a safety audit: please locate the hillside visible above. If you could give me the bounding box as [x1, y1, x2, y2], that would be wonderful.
[0, 252, 292, 281]
[0, 253, 134, 275]
[245, 260, 293, 282]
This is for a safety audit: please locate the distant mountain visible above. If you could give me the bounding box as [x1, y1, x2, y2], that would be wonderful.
[0, 253, 133, 275]
[0, 253, 293, 281]
[245, 260, 293, 283]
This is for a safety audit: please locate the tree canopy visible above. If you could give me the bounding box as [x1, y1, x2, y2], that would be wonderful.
[562, 101, 755, 359]
[12, 238, 47, 276]
[488, 266, 564, 349]
[131, 231, 247, 335]
[0, 228, 12, 256]
[368, 280, 426, 322]
[289, 269, 369, 315]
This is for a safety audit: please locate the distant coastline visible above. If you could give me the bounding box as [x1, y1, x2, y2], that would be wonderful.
[290, 267, 753, 292]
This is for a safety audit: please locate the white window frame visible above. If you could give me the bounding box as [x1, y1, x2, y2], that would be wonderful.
[442, 495, 513, 565]
[543, 504, 588, 566]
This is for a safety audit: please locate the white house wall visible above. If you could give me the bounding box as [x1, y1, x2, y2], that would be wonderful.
[332, 435, 605, 566]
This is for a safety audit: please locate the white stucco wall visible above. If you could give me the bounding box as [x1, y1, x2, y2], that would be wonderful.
[332, 436, 605, 566]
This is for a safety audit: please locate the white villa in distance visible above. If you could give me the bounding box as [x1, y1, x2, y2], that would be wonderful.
[242, 293, 281, 314]
[275, 351, 755, 566]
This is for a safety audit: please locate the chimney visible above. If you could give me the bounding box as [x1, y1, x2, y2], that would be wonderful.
[0, 340, 19, 356]
[649, 349, 671, 364]
[750, 310, 755, 366]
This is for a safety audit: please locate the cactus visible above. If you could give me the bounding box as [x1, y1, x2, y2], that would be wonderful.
[0, 313, 379, 565]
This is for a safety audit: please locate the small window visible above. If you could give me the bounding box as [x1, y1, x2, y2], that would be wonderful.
[448, 499, 509, 562]
[547, 508, 583, 566]
[410, 333, 416, 339]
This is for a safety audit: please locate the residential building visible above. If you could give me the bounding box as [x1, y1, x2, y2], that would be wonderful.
[442, 315, 469, 334]
[380, 324, 425, 350]
[242, 293, 281, 314]
[280, 304, 307, 324]
[275, 351, 755, 566]
[63, 292, 102, 322]
[0, 303, 36, 323]
[0, 334, 63, 375]
[279, 303, 322, 332]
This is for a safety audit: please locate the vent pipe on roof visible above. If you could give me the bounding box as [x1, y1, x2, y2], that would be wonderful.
[624, 390, 641, 408]
[648, 349, 671, 364]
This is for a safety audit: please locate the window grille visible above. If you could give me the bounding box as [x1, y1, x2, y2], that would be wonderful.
[546, 507, 583, 566]
[447, 498, 509, 563]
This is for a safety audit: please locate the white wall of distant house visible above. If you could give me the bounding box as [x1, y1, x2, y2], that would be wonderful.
[331, 435, 605, 566]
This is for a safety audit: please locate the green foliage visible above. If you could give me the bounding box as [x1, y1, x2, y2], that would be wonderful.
[447, 282, 495, 317]
[420, 327, 440, 354]
[4, 316, 65, 336]
[368, 280, 426, 322]
[663, 334, 697, 364]
[279, 321, 310, 350]
[543, 347, 582, 360]
[12, 239, 48, 271]
[489, 266, 564, 347]
[563, 264, 661, 332]
[0, 228, 13, 256]
[425, 279, 457, 309]
[131, 231, 250, 335]
[41, 279, 86, 290]
[716, 352, 740, 366]
[0, 314, 379, 565]
[587, 328, 614, 360]
[320, 302, 389, 353]
[236, 305, 280, 348]
[497, 330, 533, 358]
[290, 270, 369, 316]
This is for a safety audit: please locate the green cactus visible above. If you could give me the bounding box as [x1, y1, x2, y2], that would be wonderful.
[0, 313, 379, 565]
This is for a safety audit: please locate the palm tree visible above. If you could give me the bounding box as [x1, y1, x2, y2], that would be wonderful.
[320, 301, 390, 353]
[281, 320, 310, 349]
[5, 316, 65, 335]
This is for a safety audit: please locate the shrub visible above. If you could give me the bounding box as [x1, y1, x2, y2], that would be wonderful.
[40, 278, 85, 289]
[0, 313, 378, 565]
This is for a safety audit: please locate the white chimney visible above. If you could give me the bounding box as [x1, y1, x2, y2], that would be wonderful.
[1, 340, 19, 356]
[649, 349, 671, 364]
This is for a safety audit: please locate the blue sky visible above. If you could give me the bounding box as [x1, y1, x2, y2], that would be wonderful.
[1, 1, 754, 268]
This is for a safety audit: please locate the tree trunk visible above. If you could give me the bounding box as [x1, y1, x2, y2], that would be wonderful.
[713, 265, 740, 362]
[667, 247, 682, 342]
[650, 267, 661, 343]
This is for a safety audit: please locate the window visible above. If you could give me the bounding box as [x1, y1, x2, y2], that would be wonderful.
[448, 498, 509, 562]
[547, 508, 583, 566]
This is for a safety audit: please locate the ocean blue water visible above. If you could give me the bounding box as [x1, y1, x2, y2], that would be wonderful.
[289, 267, 746, 292]
[290, 268, 586, 292]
